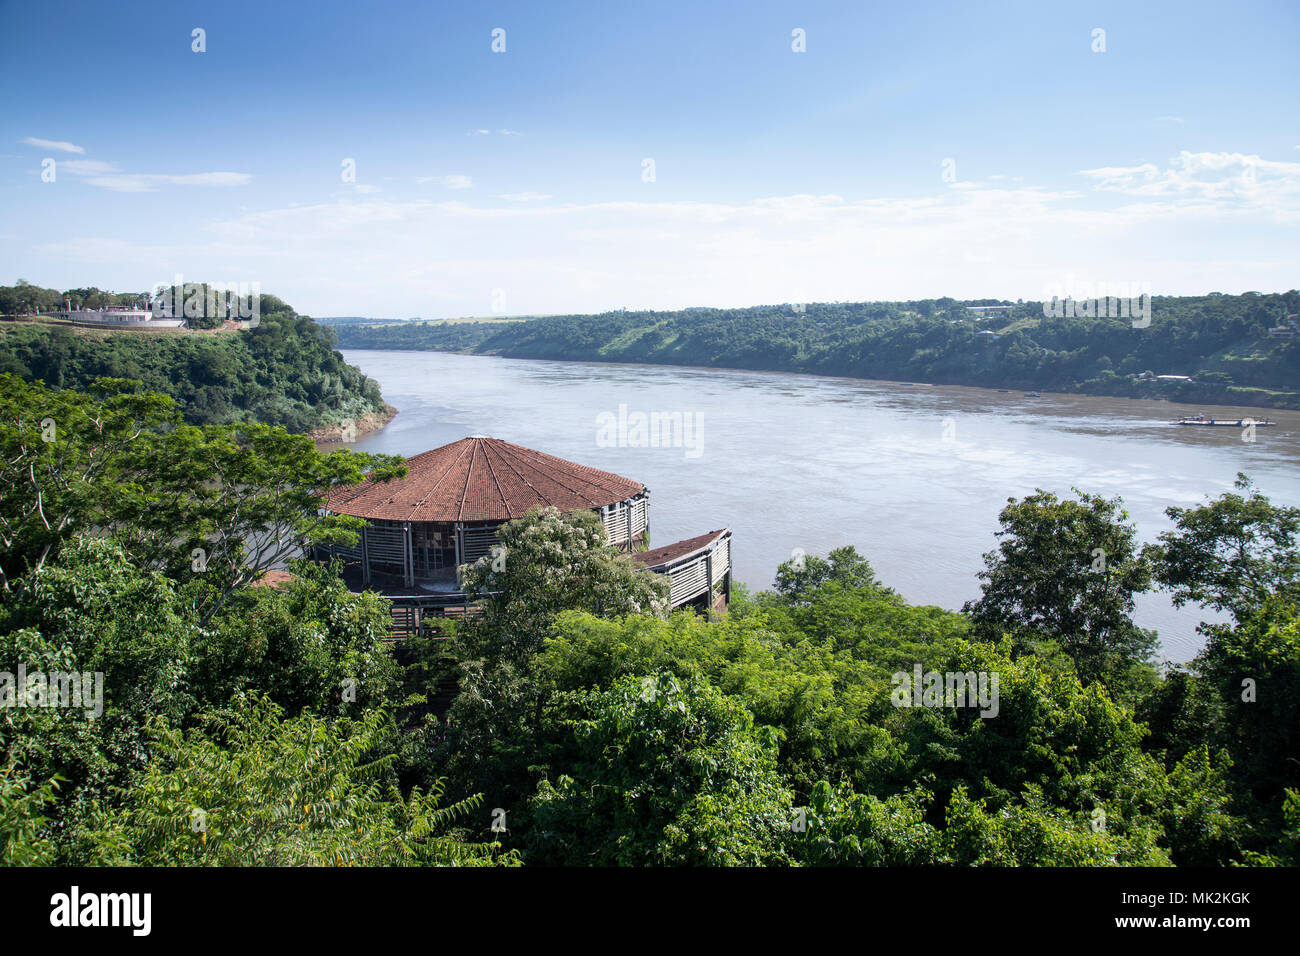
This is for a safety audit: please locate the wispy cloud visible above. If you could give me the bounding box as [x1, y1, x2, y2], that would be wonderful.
[60, 159, 119, 176]
[21, 137, 85, 154]
[417, 174, 473, 189]
[466, 129, 491, 136]
[34, 148, 251, 191]
[84, 171, 252, 192]
[498, 191, 552, 202]
[1080, 150, 1300, 219]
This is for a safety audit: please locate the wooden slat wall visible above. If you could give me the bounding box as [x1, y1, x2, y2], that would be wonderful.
[660, 534, 729, 609]
[321, 541, 361, 560]
[602, 501, 627, 544]
[362, 526, 405, 568]
[461, 525, 499, 564]
[668, 558, 710, 605]
[713, 536, 730, 576]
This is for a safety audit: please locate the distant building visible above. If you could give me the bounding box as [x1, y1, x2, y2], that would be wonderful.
[1155, 375, 1194, 383]
[44, 306, 183, 328]
[1267, 314, 1298, 339]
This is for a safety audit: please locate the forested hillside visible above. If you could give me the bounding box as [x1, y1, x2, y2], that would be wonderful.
[335, 292, 1300, 409]
[0, 286, 388, 434]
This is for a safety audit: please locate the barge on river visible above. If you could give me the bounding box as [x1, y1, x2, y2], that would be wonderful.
[1173, 414, 1276, 427]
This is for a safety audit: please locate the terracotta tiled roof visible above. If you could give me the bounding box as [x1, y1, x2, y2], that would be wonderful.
[633, 529, 728, 571]
[324, 436, 645, 523]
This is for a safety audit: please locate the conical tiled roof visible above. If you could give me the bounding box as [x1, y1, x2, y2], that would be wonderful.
[324, 436, 645, 522]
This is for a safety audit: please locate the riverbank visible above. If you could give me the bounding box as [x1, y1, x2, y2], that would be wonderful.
[310, 402, 398, 443]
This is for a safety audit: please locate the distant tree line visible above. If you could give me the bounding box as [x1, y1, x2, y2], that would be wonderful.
[334, 292, 1300, 408]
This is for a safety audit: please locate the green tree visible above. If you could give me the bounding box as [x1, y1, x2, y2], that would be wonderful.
[0, 748, 60, 866]
[83, 694, 516, 866]
[0, 375, 173, 592]
[526, 672, 793, 865]
[0, 374, 406, 623]
[1148, 473, 1300, 623]
[963, 489, 1157, 685]
[458, 506, 668, 664]
[773, 545, 887, 603]
[1193, 599, 1300, 822]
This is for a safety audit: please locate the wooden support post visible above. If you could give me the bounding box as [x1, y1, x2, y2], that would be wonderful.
[361, 525, 371, 586]
[705, 550, 714, 620]
[403, 522, 414, 588]
[454, 523, 463, 588]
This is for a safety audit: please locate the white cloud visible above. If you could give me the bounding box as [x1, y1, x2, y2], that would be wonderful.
[353, 184, 381, 194]
[417, 174, 473, 189]
[498, 191, 552, 202]
[84, 171, 252, 192]
[1080, 151, 1300, 219]
[497, 129, 522, 136]
[60, 159, 119, 176]
[466, 129, 491, 136]
[43, 156, 251, 191]
[21, 137, 85, 154]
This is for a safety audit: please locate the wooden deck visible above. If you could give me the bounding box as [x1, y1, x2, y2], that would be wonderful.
[317, 526, 732, 641]
[634, 528, 732, 614]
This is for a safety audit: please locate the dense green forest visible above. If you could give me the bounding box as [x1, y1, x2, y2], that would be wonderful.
[0, 283, 387, 434]
[335, 291, 1300, 409]
[3, 374, 1297, 866]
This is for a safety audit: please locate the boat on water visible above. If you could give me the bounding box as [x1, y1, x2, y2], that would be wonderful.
[1024, 392, 1041, 398]
[1173, 414, 1276, 427]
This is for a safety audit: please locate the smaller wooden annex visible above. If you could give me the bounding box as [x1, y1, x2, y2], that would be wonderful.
[312, 436, 730, 638]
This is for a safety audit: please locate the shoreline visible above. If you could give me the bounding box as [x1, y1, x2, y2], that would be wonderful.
[309, 403, 398, 444]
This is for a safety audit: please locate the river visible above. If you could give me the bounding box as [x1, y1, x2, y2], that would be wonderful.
[337, 349, 1300, 663]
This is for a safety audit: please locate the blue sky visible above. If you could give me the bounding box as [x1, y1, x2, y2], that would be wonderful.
[2, 0, 1298, 317]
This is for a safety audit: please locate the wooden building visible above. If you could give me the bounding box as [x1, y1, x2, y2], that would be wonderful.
[313, 436, 728, 636]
